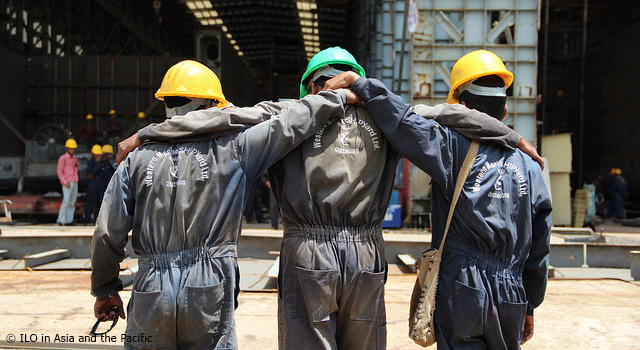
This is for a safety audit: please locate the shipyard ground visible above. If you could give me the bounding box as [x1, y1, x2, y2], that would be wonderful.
[0, 221, 639, 349]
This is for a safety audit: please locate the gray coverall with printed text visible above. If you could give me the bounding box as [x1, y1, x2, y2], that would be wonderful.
[350, 76, 552, 350]
[91, 90, 347, 350]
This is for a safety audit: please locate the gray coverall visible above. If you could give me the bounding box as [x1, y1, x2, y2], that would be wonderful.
[138, 95, 523, 350]
[90, 90, 348, 350]
[350, 76, 553, 350]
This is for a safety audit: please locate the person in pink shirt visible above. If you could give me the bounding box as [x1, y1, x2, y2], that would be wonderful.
[56, 138, 80, 225]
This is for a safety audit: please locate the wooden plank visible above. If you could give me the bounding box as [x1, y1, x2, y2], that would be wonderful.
[24, 248, 71, 268]
[32, 258, 91, 270]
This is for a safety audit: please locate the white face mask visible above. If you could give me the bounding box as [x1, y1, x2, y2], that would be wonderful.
[165, 98, 213, 118]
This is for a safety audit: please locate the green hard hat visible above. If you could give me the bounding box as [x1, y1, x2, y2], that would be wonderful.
[299, 46, 366, 98]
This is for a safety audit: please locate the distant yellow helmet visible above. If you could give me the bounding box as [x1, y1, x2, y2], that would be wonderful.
[109, 109, 116, 115]
[85, 113, 94, 120]
[65, 138, 78, 149]
[137, 111, 145, 118]
[90, 144, 103, 155]
[102, 144, 114, 154]
[615, 168, 622, 175]
[155, 60, 228, 108]
[447, 50, 514, 104]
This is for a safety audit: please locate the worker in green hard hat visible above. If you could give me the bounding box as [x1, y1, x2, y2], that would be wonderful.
[118, 46, 539, 350]
[298, 46, 366, 98]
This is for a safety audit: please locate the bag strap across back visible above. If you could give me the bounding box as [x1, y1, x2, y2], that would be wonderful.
[437, 140, 479, 252]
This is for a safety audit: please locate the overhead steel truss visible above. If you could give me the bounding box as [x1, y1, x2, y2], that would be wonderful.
[0, 0, 193, 57]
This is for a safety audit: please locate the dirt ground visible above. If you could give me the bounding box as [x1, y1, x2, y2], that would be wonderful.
[0, 271, 638, 349]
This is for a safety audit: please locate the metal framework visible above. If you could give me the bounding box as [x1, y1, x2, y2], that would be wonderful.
[0, 0, 191, 57]
[0, 0, 352, 97]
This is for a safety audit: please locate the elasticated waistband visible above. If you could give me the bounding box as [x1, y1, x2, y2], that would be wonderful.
[446, 244, 523, 280]
[283, 224, 383, 242]
[138, 244, 237, 269]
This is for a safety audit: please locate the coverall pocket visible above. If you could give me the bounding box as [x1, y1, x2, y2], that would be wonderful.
[183, 279, 226, 342]
[350, 270, 385, 321]
[294, 266, 339, 322]
[451, 280, 486, 339]
[127, 290, 171, 347]
[499, 300, 527, 347]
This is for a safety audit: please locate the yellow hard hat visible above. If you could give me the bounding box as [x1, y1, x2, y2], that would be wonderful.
[155, 60, 228, 108]
[447, 50, 514, 104]
[91, 144, 103, 155]
[109, 109, 116, 115]
[86, 113, 93, 120]
[102, 144, 114, 154]
[616, 168, 622, 175]
[137, 111, 145, 118]
[65, 138, 78, 149]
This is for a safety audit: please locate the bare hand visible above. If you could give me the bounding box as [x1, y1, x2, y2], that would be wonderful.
[323, 71, 360, 91]
[117, 133, 142, 165]
[94, 294, 126, 322]
[521, 314, 534, 344]
[343, 89, 362, 106]
[517, 137, 544, 170]
[63, 183, 70, 188]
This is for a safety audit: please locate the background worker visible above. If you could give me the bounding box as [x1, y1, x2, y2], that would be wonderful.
[244, 173, 268, 224]
[136, 111, 149, 128]
[84, 144, 105, 225]
[126, 111, 149, 137]
[103, 109, 121, 148]
[56, 138, 79, 225]
[120, 47, 542, 350]
[607, 167, 627, 219]
[324, 49, 552, 349]
[91, 60, 354, 349]
[100, 144, 116, 193]
[78, 113, 100, 149]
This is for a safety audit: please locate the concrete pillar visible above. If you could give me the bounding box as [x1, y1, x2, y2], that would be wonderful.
[631, 251, 640, 281]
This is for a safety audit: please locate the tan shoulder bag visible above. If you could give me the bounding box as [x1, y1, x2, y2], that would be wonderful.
[408, 140, 479, 347]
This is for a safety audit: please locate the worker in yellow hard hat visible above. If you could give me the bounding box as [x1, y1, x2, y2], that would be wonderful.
[56, 138, 79, 225]
[78, 113, 99, 149]
[607, 167, 627, 219]
[322, 49, 551, 348]
[91, 59, 357, 349]
[102, 109, 121, 149]
[84, 144, 104, 224]
[100, 144, 117, 195]
[127, 111, 150, 136]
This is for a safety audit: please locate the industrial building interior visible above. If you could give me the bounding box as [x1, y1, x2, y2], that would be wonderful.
[0, 0, 639, 224]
